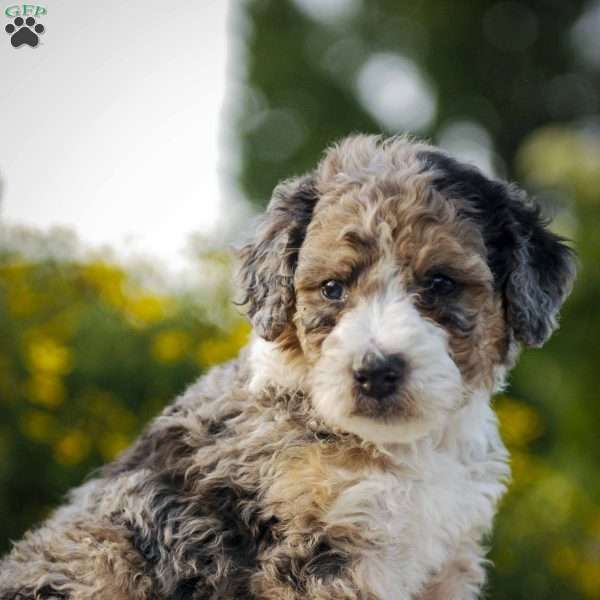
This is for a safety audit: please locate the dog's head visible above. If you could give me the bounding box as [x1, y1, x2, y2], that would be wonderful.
[238, 135, 575, 443]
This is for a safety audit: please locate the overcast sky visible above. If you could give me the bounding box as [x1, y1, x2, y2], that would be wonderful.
[0, 0, 231, 270]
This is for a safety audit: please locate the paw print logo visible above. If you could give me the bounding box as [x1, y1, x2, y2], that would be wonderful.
[5, 16, 45, 48]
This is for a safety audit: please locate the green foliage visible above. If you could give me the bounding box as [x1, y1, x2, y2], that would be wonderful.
[236, 0, 594, 203]
[0, 236, 250, 553]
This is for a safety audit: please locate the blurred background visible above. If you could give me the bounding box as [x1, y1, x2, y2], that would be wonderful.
[1, 1, 599, 598]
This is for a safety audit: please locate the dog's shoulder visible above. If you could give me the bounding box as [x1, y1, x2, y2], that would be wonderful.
[104, 352, 252, 477]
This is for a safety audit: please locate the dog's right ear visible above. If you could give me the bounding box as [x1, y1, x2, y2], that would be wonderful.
[237, 175, 319, 341]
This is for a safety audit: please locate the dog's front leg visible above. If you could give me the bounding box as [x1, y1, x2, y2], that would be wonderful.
[417, 538, 487, 600]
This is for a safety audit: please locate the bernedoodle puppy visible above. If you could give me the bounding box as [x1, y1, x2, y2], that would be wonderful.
[0, 135, 575, 600]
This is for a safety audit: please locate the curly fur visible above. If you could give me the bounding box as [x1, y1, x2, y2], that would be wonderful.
[0, 135, 575, 600]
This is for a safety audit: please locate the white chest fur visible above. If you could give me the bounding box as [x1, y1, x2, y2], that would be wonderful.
[324, 399, 509, 600]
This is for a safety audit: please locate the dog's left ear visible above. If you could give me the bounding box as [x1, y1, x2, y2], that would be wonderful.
[237, 175, 319, 341]
[421, 150, 576, 348]
[501, 191, 576, 347]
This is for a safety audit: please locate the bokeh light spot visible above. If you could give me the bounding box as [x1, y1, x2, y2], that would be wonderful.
[436, 120, 497, 176]
[571, 1, 600, 68]
[250, 109, 307, 162]
[291, 0, 361, 25]
[355, 53, 436, 133]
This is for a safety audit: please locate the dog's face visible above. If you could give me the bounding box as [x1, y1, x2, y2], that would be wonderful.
[239, 135, 575, 444]
[292, 179, 501, 442]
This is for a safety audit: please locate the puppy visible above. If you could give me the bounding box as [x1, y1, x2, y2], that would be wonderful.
[0, 135, 575, 600]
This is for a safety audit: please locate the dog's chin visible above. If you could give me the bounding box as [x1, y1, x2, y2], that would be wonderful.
[332, 409, 441, 445]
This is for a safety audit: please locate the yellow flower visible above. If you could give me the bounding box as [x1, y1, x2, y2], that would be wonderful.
[152, 329, 191, 363]
[24, 373, 65, 408]
[25, 336, 73, 376]
[518, 126, 600, 206]
[196, 321, 251, 367]
[2, 262, 38, 317]
[496, 396, 544, 448]
[125, 294, 170, 326]
[54, 430, 91, 465]
[81, 262, 126, 307]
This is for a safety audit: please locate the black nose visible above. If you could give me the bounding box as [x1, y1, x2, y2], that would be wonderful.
[353, 353, 407, 400]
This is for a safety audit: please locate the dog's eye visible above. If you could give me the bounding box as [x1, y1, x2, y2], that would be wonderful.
[424, 274, 458, 297]
[321, 280, 345, 301]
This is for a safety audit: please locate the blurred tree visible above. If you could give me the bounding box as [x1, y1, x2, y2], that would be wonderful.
[235, 0, 593, 203]
[233, 1, 600, 598]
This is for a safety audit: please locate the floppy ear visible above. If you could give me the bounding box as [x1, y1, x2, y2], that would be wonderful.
[502, 192, 576, 347]
[237, 175, 319, 341]
[420, 150, 576, 347]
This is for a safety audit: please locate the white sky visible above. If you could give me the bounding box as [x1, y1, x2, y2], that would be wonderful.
[0, 0, 231, 270]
